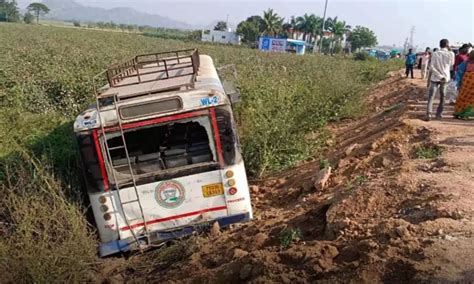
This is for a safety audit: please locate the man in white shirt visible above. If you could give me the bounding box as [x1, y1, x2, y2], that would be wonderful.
[426, 39, 455, 121]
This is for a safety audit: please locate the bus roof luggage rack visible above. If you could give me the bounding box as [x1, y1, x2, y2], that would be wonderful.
[94, 49, 200, 100]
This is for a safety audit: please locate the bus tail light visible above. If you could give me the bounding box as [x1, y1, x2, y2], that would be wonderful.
[98, 196, 107, 204]
[225, 170, 234, 178]
[227, 179, 236, 187]
[228, 187, 237, 195]
[103, 213, 112, 221]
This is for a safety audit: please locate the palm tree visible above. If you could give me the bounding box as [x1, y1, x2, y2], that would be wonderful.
[326, 17, 351, 52]
[262, 8, 284, 37]
[296, 14, 317, 43]
[287, 16, 298, 39]
[310, 15, 324, 50]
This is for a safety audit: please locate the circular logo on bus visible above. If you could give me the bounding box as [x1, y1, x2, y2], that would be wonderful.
[155, 180, 185, 209]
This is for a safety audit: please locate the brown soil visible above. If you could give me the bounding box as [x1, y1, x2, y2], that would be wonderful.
[99, 70, 474, 283]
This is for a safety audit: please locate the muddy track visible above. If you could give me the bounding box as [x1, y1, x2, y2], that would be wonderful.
[100, 70, 474, 283]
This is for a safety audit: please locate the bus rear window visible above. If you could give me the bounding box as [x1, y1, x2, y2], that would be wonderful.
[103, 116, 217, 184]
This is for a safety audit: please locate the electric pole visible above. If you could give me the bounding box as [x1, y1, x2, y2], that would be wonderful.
[409, 26, 415, 49]
[318, 0, 329, 54]
[226, 14, 229, 31]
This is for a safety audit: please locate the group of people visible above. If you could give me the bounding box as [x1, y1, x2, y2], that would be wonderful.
[405, 40, 474, 120]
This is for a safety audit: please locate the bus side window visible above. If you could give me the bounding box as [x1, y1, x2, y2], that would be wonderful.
[76, 133, 106, 192]
[215, 107, 238, 166]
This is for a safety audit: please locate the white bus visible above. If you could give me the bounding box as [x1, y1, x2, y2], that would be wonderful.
[73, 49, 252, 257]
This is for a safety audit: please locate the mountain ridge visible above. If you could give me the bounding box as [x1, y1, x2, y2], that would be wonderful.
[41, 0, 193, 30]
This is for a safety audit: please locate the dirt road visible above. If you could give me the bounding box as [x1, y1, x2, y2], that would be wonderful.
[103, 70, 474, 283]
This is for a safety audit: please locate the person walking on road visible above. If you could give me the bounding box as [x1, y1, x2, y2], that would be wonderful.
[421, 47, 431, 79]
[454, 50, 474, 119]
[405, 48, 417, 79]
[426, 39, 455, 121]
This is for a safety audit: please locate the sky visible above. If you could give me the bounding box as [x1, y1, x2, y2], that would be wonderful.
[18, 0, 474, 48]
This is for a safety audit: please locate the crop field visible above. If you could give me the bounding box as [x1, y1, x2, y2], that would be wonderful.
[0, 23, 402, 281]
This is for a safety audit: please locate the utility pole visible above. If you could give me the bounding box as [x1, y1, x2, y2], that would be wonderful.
[403, 37, 409, 54]
[318, 0, 329, 54]
[409, 26, 415, 49]
[226, 14, 229, 31]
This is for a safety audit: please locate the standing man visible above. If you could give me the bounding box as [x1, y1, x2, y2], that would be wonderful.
[426, 39, 455, 121]
[405, 48, 417, 79]
[421, 47, 431, 79]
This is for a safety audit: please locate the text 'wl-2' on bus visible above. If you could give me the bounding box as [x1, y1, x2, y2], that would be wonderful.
[73, 49, 253, 257]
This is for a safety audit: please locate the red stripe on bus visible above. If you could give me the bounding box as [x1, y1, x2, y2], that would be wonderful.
[93, 129, 110, 191]
[101, 110, 208, 133]
[209, 108, 224, 167]
[120, 206, 228, 231]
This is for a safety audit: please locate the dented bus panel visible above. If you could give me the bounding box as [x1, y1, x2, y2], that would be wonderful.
[74, 49, 252, 256]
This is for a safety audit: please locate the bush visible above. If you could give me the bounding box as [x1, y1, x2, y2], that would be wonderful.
[73, 21, 81, 27]
[23, 12, 34, 24]
[354, 51, 369, 61]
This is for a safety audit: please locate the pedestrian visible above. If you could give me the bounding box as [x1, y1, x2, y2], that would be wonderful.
[405, 48, 416, 79]
[454, 44, 470, 72]
[421, 47, 431, 79]
[454, 50, 474, 119]
[426, 39, 455, 121]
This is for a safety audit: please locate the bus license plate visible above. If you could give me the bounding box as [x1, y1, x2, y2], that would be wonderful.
[202, 183, 224, 198]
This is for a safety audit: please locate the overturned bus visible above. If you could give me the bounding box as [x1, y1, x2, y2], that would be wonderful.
[73, 49, 252, 256]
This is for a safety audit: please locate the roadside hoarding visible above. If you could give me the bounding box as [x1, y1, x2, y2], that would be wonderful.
[259, 37, 287, 53]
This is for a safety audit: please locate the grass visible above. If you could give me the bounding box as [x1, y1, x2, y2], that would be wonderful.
[415, 145, 443, 159]
[279, 228, 303, 248]
[0, 22, 403, 281]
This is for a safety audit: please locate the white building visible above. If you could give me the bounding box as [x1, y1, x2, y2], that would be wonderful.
[201, 30, 241, 45]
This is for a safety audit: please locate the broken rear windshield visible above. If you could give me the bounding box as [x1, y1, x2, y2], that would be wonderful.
[103, 115, 217, 185]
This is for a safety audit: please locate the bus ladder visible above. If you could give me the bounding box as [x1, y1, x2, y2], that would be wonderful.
[96, 94, 151, 250]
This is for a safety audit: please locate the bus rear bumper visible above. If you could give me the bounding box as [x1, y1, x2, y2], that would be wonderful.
[99, 212, 251, 257]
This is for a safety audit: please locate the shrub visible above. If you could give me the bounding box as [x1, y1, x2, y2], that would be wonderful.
[415, 145, 443, 159]
[280, 227, 303, 248]
[354, 51, 369, 61]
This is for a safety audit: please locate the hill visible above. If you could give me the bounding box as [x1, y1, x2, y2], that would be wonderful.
[41, 0, 193, 29]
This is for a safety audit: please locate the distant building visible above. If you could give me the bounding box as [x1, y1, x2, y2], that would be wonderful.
[201, 30, 241, 45]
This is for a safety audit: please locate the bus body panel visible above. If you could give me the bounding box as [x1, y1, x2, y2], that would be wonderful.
[89, 161, 251, 246]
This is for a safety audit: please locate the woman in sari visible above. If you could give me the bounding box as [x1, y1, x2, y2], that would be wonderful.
[454, 51, 474, 119]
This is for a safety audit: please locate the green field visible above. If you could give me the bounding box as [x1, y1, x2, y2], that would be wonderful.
[0, 23, 401, 281]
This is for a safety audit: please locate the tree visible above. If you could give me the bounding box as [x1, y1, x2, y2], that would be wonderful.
[23, 11, 34, 24]
[325, 17, 351, 52]
[27, 2, 49, 24]
[214, 21, 227, 31]
[282, 16, 297, 39]
[127, 24, 136, 32]
[73, 20, 80, 27]
[0, 0, 20, 22]
[262, 8, 283, 36]
[236, 15, 264, 45]
[347, 25, 378, 52]
[296, 13, 322, 43]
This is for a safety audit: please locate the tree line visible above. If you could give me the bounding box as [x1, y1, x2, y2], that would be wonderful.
[0, 0, 49, 24]
[235, 8, 378, 53]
